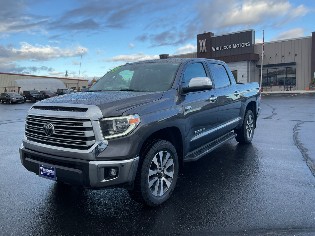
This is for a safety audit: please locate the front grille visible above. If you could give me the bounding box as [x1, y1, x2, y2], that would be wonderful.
[25, 115, 96, 150]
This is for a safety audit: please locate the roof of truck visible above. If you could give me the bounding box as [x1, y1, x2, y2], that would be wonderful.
[126, 58, 222, 65]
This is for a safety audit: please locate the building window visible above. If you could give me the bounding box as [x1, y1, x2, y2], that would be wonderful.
[262, 66, 296, 90]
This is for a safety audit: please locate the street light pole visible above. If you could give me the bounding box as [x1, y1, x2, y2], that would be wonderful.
[260, 30, 264, 90]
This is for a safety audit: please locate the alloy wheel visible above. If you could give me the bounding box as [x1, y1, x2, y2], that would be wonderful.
[246, 113, 254, 139]
[147, 150, 175, 197]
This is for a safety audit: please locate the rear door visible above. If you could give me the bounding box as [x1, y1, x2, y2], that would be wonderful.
[206, 62, 242, 136]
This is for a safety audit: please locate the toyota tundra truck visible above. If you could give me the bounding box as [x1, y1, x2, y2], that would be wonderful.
[20, 58, 260, 206]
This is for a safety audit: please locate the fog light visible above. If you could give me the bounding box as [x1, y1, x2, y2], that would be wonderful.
[109, 168, 118, 177]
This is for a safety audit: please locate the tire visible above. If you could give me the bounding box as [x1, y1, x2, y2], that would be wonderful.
[235, 109, 255, 144]
[128, 140, 179, 206]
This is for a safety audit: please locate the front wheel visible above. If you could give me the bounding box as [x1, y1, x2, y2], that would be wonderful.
[128, 140, 179, 206]
[235, 109, 255, 144]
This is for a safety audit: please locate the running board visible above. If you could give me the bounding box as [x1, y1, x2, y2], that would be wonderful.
[184, 131, 236, 162]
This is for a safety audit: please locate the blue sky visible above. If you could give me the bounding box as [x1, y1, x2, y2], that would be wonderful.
[1, 0, 314, 79]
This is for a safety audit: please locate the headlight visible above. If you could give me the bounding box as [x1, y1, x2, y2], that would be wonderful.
[100, 114, 140, 139]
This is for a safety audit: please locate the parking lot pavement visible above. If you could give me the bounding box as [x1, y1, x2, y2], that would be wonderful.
[295, 122, 315, 175]
[261, 94, 315, 176]
[0, 95, 315, 236]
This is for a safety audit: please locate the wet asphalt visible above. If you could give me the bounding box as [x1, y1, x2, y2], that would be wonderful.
[0, 94, 315, 236]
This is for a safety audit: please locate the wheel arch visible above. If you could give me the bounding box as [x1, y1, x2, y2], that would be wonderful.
[139, 126, 184, 169]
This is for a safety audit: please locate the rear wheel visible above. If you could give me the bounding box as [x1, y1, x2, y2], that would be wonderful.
[235, 109, 255, 144]
[128, 140, 179, 206]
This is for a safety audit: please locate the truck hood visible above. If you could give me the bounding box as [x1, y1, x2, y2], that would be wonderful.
[37, 91, 164, 116]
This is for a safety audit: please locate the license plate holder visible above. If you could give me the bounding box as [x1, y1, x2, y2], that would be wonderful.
[39, 164, 56, 180]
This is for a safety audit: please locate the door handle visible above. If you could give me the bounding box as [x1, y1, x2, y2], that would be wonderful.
[234, 91, 240, 96]
[208, 96, 217, 103]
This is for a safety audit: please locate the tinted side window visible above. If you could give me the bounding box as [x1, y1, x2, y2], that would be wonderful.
[183, 62, 207, 85]
[208, 63, 231, 88]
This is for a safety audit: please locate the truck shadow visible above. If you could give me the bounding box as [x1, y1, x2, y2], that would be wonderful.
[32, 141, 260, 235]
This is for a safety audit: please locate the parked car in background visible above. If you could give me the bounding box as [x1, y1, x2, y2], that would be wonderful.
[0, 92, 25, 104]
[40, 90, 57, 99]
[23, 90, 45, 102]
[56, 88, 74, 95]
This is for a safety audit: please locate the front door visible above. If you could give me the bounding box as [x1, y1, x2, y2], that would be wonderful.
[180, 62, 219, 152]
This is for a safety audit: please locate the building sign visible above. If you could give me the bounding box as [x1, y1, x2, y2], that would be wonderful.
[199, 39, 207, 52]
[197, 32, 213, 58]
[212, 42, 251, 52]
[197, 30, 255, 59]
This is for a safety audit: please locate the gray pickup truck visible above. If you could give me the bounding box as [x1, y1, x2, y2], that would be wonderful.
[20, 58, 260, 206]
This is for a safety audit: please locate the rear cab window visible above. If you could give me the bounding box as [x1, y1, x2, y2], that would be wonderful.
[207, 63, 232, 89]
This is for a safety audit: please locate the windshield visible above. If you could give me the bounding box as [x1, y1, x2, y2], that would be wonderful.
[30, 90, 40, 94]
[90, 62, 180, 92]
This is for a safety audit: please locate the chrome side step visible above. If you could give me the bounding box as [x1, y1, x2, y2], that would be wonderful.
[184, 131, 236, 162]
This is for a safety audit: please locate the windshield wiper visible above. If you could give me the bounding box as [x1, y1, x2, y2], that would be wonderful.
[118, 89, 142, 92]
[87, 90, 104, 92]
[88, 89, 143, 92]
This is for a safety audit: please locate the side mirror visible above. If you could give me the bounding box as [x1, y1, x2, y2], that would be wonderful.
[182, 77, 213, 93]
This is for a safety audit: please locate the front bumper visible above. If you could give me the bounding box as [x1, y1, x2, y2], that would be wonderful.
[19, 145, 139, 188]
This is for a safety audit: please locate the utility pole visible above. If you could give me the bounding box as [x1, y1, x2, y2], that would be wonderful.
[260, 30, 264, 90]
[79, 49, 83, 77]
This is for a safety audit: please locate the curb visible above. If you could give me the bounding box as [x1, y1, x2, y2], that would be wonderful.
[262, 91, 315, 96]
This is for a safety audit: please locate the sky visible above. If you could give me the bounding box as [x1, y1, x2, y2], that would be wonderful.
[0, 0, 315, 79]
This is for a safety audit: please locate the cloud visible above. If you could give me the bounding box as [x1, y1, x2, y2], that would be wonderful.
[196, 0, 309, 32]
[271, 28, 305, 41]
[0, 62, 55, 75]
[129, 43, 135, 49]
[50, 19, 100, 31]
[0, 42, 87, 62]
[174, 44, 197, 55]
[50, 0, 180, 33]
[1, 0, 181, 36]
[137, 24, 198, 47]
[0, 42, 88, 75]
[135, 0, 311, 47]
[0, 0, 47, 34]
[107, 53, 159, 63]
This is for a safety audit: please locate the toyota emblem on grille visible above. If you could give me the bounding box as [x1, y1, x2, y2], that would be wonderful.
[43, 123, 55, 136]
